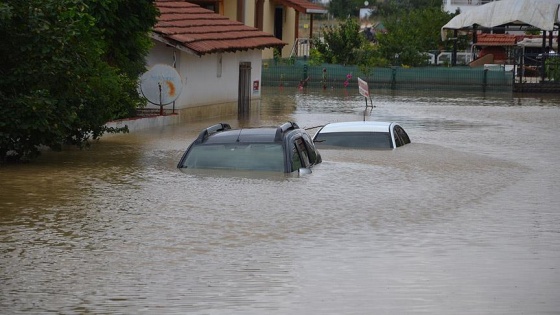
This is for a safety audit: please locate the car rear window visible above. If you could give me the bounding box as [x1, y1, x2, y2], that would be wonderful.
[314, 132, 392, 148]
[181, 143, 285, 171]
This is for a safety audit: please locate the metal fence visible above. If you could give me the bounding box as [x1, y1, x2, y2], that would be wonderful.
[514, 53, 559, 82]
[261, 60, 513, 93]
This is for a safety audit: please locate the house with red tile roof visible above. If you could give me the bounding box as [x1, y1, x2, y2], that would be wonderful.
[469, 33, 559, 66]
[186, 0, 328, 59]
[142, 0, 286, 120]
[473, 33, 517, 64]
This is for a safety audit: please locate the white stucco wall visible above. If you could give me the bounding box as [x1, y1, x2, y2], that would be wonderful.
[144, 41, 263, 110]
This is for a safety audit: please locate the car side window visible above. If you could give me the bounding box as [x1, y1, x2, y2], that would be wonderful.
[297, 138, 311, 167]
[393, 127, 404, 147]
[394, 126, 411, 145]
[291, 138, 310, 171]
[291, 143, 303, 171]
[302, 134, 318, 164]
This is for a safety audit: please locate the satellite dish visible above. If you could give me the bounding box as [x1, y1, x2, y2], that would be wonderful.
[140, 64, 183, 106]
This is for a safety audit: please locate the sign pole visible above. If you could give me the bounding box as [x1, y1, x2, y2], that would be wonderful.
[158, 81, 163, 115]
[358, 77, 373, 108]
[139, 64, 183, 116]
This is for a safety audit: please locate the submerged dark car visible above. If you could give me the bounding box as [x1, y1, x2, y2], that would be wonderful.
[313, 121, 411, 149]
[177, 122, 322, 173]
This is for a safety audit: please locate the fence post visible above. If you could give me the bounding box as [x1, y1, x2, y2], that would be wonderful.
[302, 64, 309, 88]
[482, 69, 488, 93]
[391, 66, 397, 90]
[514, 48, 522, 93]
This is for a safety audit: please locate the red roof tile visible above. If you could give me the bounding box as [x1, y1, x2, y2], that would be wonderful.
[154, 0, 286, 56]
[475, 33, 517, 46]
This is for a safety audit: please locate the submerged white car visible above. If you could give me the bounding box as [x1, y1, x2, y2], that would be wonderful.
[312, 121, 411, 149]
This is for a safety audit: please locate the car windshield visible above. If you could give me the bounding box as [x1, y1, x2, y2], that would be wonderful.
[315, 132, 392, 148]
[181, 143, 285, 171]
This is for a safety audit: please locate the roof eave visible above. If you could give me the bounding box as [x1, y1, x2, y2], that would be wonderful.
[151, 32, 286, 56]
[151, 32, 202, 57]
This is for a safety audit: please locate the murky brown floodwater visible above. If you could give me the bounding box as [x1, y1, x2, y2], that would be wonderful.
[1, 87, 559, 314]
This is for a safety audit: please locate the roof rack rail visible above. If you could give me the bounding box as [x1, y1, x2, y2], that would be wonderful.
[274, 121, 299, 141]
[195, 123, 231, 143]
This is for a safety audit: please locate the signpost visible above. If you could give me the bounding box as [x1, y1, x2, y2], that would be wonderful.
[358, 77, 373, 108]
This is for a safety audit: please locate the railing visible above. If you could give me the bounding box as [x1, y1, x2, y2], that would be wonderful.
[513, 51, 560, 90]
[263, 47, 560, 93]
[261, 60, 513, 92]
[437, 52, 474, 66]
[290, 38, 311, 58]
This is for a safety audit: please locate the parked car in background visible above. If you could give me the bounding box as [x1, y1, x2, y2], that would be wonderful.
[177, 122, 322, 174]
[313, 121, 411, 149]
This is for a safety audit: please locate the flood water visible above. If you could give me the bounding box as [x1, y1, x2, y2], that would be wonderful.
[1, 87, 559, 314]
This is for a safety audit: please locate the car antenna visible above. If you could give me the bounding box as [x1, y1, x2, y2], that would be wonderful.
[236, 129, 242, 142]
[304, 125, 324, 130]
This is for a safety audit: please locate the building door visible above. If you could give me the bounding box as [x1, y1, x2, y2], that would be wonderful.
[238, 62, 251, 116]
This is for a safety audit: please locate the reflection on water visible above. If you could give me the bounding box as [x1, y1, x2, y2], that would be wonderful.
[1, 88, 560, 314]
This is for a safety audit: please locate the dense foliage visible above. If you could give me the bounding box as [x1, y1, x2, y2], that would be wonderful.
[91, 0, 158, 77]
[376, 7, 456, 66]
[311, 18, 387, 68]
[0, 0, 158, 163]
[317, 1, 459, 68]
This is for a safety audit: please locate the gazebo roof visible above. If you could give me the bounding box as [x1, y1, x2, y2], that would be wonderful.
[441, 0, 560, 40]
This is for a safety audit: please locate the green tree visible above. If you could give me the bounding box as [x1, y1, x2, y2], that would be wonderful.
[90, 0, 158, 78]
[0, 0, 158, 163]
[312, 17, 387, 67]
[376, 7, 454, 66]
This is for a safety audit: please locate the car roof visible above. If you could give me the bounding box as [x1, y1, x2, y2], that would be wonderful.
[196, 122, 301, 145]
[204, 128, 279, 144]
[318, 121, 395, 134]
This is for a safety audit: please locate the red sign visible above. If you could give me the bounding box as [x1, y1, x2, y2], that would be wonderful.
[358, 77, 369, 97]
[253, 80, 260, 91]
